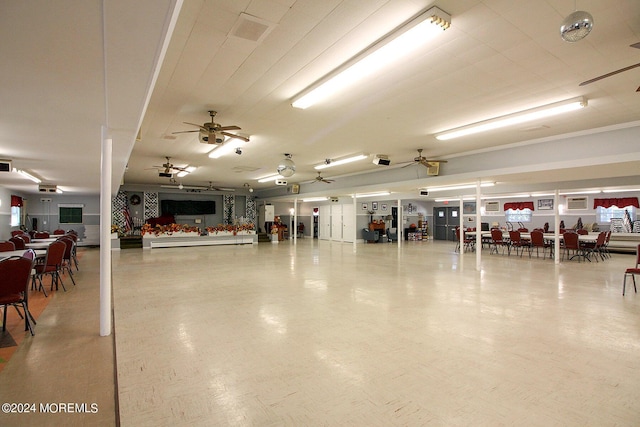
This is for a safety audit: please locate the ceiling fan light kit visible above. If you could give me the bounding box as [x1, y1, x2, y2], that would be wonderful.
[173, 110, 248, 144]
[560, 10, 594, 42]
[435, 97, 587, 140]
[291, 6, 450, 109]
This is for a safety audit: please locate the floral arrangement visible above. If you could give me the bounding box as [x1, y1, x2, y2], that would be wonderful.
[271, 224, 279, 234]
[141, 223, 201, 236]
[206, 222, 255, 235]
[111, 224, 123, 236]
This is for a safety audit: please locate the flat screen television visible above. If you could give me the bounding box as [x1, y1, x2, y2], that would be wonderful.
[161, 200, 215, 215]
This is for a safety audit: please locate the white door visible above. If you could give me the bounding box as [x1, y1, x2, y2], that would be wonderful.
[342, 203, 355, 242]
[331, 204, 342, 241]
[319, 205, 331, 240]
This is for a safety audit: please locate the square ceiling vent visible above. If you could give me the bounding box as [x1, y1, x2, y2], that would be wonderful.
[228, 13, 276, 43]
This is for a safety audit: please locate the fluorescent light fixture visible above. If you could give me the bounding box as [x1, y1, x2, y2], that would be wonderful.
[292, 6, 450, 109]
[603, 188, 640, 193]
[257, 174, 283, 183]
[424, 182, 495, 192]
[13, 168, 42, 183]
[208, 140, 245, 159]
[558, 190, 601, 195]
[315, 154, 368, 170]
[176, 166, 196, 178]
[435, 97, 587, 141]
[482, 194, 531, 199]
[301, 197, 329, 202]
[353, 191, 391, 198]
[434, 197, 475, 202]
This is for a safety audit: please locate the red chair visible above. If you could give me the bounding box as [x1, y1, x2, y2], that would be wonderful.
[53, 229, 66, 235]
[33, 241, 67, 296]
[0, 256, 36, 335]
[455, 227, 475, 252]
[577, 229, 588, 235]
[0, 241, 16, 252]
[623, 244, 640, 296]
[56, 236, 77, 286]
[581, 232, 606, 262]
[9, 236, 26, 250]
[508, 230, 530, 257]
[561, 232, 584, 262]
[530, 230, 552, 259]
[490, 228, 508, 255]
[34, 232, 50, 239]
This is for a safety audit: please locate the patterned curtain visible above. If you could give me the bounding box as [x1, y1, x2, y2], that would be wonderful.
[593, 197, 639, 209]
[503, 201, 535, 211]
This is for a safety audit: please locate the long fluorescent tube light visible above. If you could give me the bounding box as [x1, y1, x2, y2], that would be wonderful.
[208, 140, 245, 159]
[13, 168, 42, 183]
[603, 188, 640, 193]
[435, 97, 587, 141]
[292, 6, 450, 109]
[301, 197, 329, 202]
[257, 174, 283, 183]
[424, 182, 495, 192]
[559, 190, 601, 195]
[315, 154, 369, 170]
[353, 191, 391, 198]
[434, 197, 475, 202]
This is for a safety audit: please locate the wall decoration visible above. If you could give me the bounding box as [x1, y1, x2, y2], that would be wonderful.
[537, 198, 554, 210]
[372, 202, 378, 210]
[362, 203, 368, 210]
[463, 201, 476, 214]
[381, 204, 388, 211]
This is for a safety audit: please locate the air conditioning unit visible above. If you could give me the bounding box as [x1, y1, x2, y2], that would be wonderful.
[275, 179, 287, 186]
[426, 162, 440, 176]
[0, 159, 11, 172]
[373, 155, 390, 166]
[287, 184, 300, 194]
[38, 184, 58, 193]
[566, 196, 588, 210]
[485, 201, 500, 212]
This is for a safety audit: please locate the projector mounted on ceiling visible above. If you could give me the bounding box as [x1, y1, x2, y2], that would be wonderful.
[373, 155, 390, 166]
[38, 184, 57, 193]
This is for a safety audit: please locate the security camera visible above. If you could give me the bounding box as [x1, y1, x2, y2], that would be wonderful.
[235, 148, 242, 155]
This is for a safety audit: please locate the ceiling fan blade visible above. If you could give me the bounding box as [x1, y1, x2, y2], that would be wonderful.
[579, 62, 640, 86]
[183, 122, 209, 131]
[221, 132, 249, 142]
[171, 130, 198, 134]
[217, 125, 241, 131]
[631, 42, 640, 49]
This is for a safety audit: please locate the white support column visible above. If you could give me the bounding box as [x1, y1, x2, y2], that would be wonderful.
[476, 180, 481, 271]
[397, 198, 402, 245]
[293, 199, 298, 244]
[100, 129, 112, 337]
[459, 196, 464, 267]
[353, 195, 357, 250]
[554, 189, 560, 264]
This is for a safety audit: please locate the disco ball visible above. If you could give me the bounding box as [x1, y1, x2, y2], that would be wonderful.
[560, 10, 594, 42]
[277, 154, 296, 177]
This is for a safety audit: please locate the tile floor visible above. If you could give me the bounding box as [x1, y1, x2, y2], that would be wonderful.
[1, 240, 639, 426]
[111, 239, 639, 426]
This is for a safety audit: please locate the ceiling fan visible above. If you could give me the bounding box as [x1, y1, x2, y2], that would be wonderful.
[579, 42, 640, 91]
[172, 110, 249, 144]
[401, 149, 447, 176]
[312, 171, 334, 184]
[149, 157, 190, 177]
[160, 181, 235, 192]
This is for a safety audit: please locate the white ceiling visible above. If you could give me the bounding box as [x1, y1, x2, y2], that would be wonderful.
[2, 0, 639, 199]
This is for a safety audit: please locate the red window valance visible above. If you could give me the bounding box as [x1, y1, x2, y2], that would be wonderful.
[11, 195, 23, 207]
[504, 201, 534, 211]
[593, 197, 639, 209]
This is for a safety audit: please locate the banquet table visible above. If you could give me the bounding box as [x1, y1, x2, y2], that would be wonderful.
[0, 249, 46, 261]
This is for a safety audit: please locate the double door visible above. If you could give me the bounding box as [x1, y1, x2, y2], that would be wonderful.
[433, 206, 459, 241]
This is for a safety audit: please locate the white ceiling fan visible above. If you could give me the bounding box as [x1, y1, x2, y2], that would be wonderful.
[172, 110, 249, 144]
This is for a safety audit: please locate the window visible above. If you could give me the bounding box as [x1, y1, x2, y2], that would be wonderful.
[505, 208, 532, 223]
[11, 206, 20, 227]
[596, 206, 636, 223]
[59, 207, 83, 224]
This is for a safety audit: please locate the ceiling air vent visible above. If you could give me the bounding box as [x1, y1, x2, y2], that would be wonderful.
[0, 159, 11, 172]
[566, 196, 588, 210]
